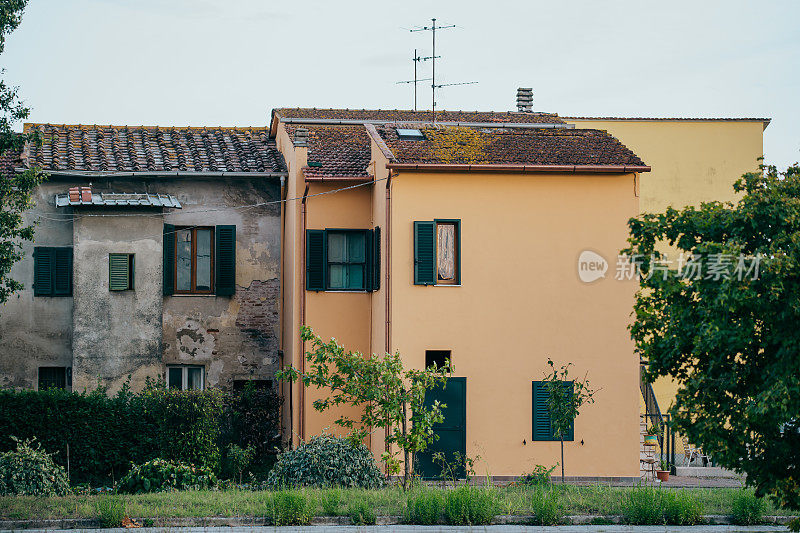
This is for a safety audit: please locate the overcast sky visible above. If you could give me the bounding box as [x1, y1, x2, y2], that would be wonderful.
[2, 0, 798, 169]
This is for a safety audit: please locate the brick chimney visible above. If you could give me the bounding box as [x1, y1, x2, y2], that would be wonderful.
[516, 88, 533, 112]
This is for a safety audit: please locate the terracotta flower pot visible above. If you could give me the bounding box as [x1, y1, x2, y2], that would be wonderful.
[656, 470, 670, 482]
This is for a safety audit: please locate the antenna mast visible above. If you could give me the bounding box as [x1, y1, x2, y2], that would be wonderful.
[410, 18, 455, 120]
[396, 49, 434, 111]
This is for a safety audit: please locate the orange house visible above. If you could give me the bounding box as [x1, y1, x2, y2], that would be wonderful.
[274, 108, 650, 480]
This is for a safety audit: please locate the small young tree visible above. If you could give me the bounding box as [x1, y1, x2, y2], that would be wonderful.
[276, 326, 452, 489]
[543, 358, 595, 483]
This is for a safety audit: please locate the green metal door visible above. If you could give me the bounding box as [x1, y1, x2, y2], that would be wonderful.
[414, 377, 466, 480]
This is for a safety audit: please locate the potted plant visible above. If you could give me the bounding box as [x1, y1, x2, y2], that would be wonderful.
[643, 425, 659, 446]
[656, 460, 670, 482]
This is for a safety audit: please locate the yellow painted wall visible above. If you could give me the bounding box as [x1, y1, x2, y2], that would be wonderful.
[386, 168, 642, 477]
[564, 118, 765, 452]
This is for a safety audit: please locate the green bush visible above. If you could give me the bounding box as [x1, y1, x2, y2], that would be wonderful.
[443, 486, 496, 525]
[0, 437, 70, 496]
[266, 434, 384, 488]
[271, 490, 315, 526]
[730, 489, 765, 525]
[225, 444, 255, 483]
[321, 489, 343, 516]
[662, 490, 703, 525]
[0, 382, 281, 484]
[529, 488, 564, 526]
[96, 497, 126, 527]
[621, 486, 664, 525]
[405, 489, 443, 524]
[516, 464, 557, 486]
[117, 458, 216, 494]
[347, 498, 377, 525]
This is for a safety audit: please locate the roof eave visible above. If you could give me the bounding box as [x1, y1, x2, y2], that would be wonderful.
[17, 168, 288, 178]
[385, 163, 651, 173]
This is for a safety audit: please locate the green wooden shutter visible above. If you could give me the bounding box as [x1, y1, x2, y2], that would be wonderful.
[372, 226, 381, 291]
[532, 381, 554, 441]
[306, 229, 326, 291]
[414, 221, 435, 285]
[33, 247, 54, 296]
[109, 254, 131, 291]
[455, 221, 461, 285]
[53, 248, 73, 296]
[163, 224, 175, 295]
[215, 225, 236, 296]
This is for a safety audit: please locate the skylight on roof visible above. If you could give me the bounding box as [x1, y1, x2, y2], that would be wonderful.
[396, 128, 425, 140]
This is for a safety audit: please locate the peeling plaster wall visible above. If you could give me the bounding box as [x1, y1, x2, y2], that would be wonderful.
[0, 180, 73, 389]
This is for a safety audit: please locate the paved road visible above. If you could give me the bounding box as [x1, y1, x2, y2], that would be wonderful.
[5, 526, 788, 532]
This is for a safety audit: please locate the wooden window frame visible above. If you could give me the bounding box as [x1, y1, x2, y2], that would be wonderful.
[174, 227, 215, 295]
[434, 219, 461, 285]
[325, 229, 368, 291]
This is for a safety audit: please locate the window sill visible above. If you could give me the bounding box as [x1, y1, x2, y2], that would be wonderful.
[167, 294, 218, 298]
[434, 284, 462, 287]
[322, 290, 370, 294]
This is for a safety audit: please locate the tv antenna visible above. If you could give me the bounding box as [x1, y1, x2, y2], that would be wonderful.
[396, 49, 434, 111]
[409, 18, 478, 121]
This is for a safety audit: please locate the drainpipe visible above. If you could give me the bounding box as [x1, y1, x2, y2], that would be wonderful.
[300, 183, 310, 443]
[278, 175, 290, 448]
[384, 171, 395, 472]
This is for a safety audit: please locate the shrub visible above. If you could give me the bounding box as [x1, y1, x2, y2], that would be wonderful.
[662, 490, 703, 525]
[516, 464, 557, 486]
[730, 489, 765, 525]
[621, 486, 664, 525]
[443, 486, 496, 525]
[225, 444, 255, 483]
[266, 434, 383, 489]
[96, 497, 126, 527]
[271, 490, 315, 526]
[405, 489, 443, 525]
[321, 489, 343, 516]
[0, 437, 70, 496]
[529, 488, 564, 526]
[117, 458, 216, 494]
[347, 498, 377, 525]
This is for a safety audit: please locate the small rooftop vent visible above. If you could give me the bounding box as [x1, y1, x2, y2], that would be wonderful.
[396, 128, 425, 140]
[294, 127, 309, 147]
[516, 87, 533, 113]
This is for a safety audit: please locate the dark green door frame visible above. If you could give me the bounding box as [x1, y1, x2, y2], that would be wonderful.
[414, 377, 467, 480]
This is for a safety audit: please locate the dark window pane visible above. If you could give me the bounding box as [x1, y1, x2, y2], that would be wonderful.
[38, 367, 66, 390]
[168, 367, 183, 389]
[187, 367, 203, 390]
[347, 232, 365, 262]
[425, 350, 451, 369]
[196, 229, 212, 291]
[176, 230, 192, 291]
[327, 233, 345, 262]
[347, 264, 364, 289]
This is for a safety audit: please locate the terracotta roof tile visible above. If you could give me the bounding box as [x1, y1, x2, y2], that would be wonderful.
[285, 124, 371, 180]
[21, 124, 287, 173]
[375, 125, 647, 167]
[275, 107, 564, 125]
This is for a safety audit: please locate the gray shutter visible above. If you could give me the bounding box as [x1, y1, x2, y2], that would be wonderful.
[33, 247, 54, 296]
[215, 225, 236, 296]
[109, 254, 131, 291]
[414, 221, 435, 285]
[53, 248, 72, 296]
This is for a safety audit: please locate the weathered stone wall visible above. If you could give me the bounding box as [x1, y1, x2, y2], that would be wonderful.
[0, 180, 73, 389]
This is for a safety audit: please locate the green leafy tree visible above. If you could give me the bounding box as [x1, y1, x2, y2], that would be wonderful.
[623, 164, 800, 510]
[0, 0, 47, 307]
[276, 326, 452, 489]
[543, 358, 595, 483]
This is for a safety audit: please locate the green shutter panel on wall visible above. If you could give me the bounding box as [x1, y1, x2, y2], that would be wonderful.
[373, 226, 381, 291]
[414, 221, 435, 285]
[109, 254, 131, 291]
[215, 225, 236, 296]
[306, 230, 326, 291]
[33, 247, 54, 296]
[532, 381, 554, 441]
[163, 224, 175, 295]
[564, 382, 575, 441]
[53, 248, 72, 296]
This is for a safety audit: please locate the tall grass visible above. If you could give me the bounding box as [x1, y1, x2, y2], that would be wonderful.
[442, 486, 496, 525]
[404, 489, 443, 524]
[662, 490, 703, 525]
[529, 488, 564, 526]
[270, 490, 314, 526]
[95, 497, 125, 528]
[729, 489, 766, 525]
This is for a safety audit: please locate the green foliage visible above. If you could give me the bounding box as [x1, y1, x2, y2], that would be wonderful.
[96, 497, 125, 528]
[117, 458, 216, 494]
[270, 490, 314, 526]
[529, 488, 564, 526]
[730, 489, 766, 525]
[266, 433, 383, 489]
[432, 451, 480, 486]
[225, 444, 255, 484]
[662, 490, 703, 525]
[405, 489, 443, 524]
[321, 488, 343, 515]
[277, 326, 452, 487]
[221, 384, 282, 477]
[0, 437, 69, 496]
[347, 497, 377, 525]
[516, 464, 558, 486]
[624, 164, 800, 510]
[621, 486, 665, 525]
[0, 384, 281, 484]
[442, 485, 496, 525]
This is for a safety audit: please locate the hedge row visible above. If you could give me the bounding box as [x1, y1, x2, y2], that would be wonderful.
[0, 382, 281, 484]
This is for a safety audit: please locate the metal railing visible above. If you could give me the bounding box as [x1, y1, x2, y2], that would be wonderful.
[640, 362, 676, 473]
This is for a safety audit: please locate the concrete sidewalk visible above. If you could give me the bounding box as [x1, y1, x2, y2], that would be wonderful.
[4, 526, 788, 532]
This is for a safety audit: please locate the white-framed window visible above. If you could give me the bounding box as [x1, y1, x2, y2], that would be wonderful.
[167, 365, 205, 391]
